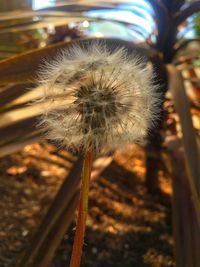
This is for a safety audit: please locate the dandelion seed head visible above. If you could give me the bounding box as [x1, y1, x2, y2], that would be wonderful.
[38, 43, 160, 152]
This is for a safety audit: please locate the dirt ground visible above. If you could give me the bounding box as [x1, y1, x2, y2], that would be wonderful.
[0, 142, 175, 267]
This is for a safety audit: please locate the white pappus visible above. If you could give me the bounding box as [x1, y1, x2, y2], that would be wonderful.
[37, 43, 160, 153]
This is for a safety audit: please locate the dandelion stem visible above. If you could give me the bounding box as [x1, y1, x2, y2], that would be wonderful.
[69, 149, 93, 267]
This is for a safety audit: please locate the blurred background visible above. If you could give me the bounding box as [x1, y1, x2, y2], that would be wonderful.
[0, 0, 199, 60]
[0, 1, 199, 267]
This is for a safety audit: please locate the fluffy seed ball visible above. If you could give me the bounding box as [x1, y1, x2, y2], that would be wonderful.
[38, 43, 160, 152]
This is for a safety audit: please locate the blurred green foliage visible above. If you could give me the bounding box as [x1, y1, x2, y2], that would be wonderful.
[194, 12, 200, 37]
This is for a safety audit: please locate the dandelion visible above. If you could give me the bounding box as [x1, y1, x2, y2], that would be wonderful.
[39, 43, 159, 153]
[37, 42, 160, 267]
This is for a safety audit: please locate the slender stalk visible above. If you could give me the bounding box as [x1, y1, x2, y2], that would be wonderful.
[69, 149, 93, 267]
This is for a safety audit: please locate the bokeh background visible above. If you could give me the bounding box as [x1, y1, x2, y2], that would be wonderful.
[0, 1, 199, 267]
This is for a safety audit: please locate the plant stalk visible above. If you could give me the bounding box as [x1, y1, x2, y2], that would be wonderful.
[69, 149, 93, 267]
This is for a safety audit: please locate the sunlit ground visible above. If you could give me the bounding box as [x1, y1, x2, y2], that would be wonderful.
[0, 142, 175, 267]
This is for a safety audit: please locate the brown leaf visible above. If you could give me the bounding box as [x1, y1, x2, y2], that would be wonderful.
[0, 115, 39, 146]
[0, 38, 155, 85]
[0, 83, 34, 107]
[0, 41, 73, 85]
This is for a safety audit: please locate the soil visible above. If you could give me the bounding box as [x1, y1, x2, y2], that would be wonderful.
[0, 142, 175, 267]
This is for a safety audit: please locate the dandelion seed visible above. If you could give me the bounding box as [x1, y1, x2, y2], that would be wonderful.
[38, 43, 160, 153]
